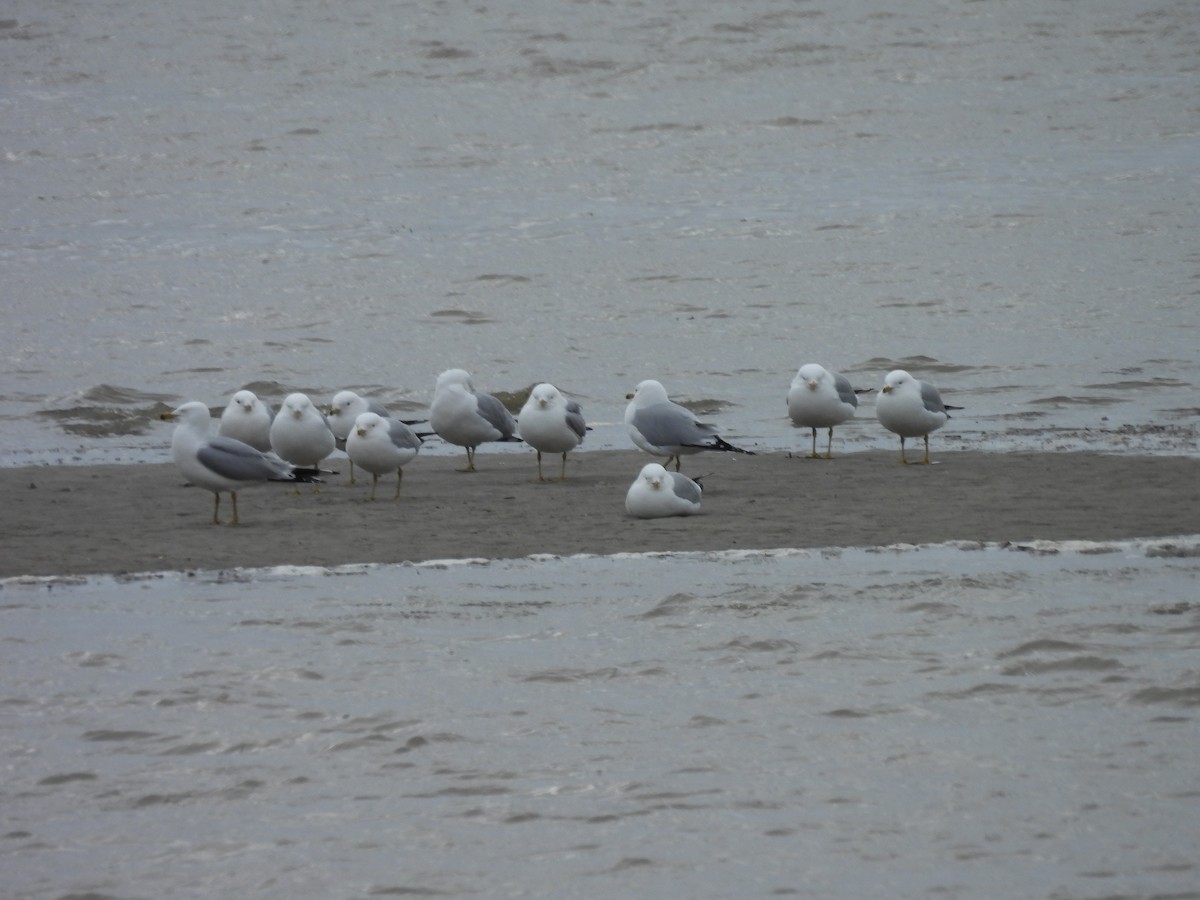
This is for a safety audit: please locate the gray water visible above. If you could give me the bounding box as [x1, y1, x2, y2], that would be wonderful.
[4, 2, 1200, 896]
[2, 0, 1198, 465]
[4, 540, 1200, 898]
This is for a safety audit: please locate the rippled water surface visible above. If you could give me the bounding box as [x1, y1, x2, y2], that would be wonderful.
[4, 541, 1199, 898]
[2, 0, 1198, 464]
[4, 3, 1199, 894]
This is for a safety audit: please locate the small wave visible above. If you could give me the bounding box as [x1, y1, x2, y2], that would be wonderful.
[708, 637, 802, 653]
[1081, 378, 1189, 391]
[430, 308, 496, 324]
[1128, 681, 1200, 708]
[38, 384, 179, 437]
[997, 639, 1087, 658]
[520, 666, 623, 683]
[37, 772, 98, 785]
[4, 537, 1196, 586]
[70, 384, 177, 406]
[1001, 656, 1123, 676]
[82, 729, 159, 742]
[853, 356, 995, 375]
[639, 592, 697, 618]
[1028, 394, 1119, 406]
[237, 379, 290, 398]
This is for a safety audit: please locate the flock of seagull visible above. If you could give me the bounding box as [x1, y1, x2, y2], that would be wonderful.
[160, 365, 957, 525]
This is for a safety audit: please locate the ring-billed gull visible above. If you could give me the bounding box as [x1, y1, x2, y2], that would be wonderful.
[625, 462, 703, 518]
[328, 390, 390, 484]
[269, 392, 336, 471]
[162, 401, 321, 524]
[345, 412, 422, 500]
[875, 369, 957, 464]
[430, 368, 519, 472]
[217, 389, 275, 452]
[624, 379, 753, 471]
[518, 383, 587, 481]
[787, 363, 858, 459]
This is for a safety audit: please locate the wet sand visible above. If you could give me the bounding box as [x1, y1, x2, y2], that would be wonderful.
[2, 450, 1198, 578]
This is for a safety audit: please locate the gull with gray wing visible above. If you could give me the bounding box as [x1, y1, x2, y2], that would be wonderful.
[625, 462, 703, 518]
[624, 379, 752, 471]
[875, 369, 957, 464]
[162, 400, 321, 524]
[430, 368, 519, 471]
[787, 363, 859, 459]
[518, 382, 587, 481]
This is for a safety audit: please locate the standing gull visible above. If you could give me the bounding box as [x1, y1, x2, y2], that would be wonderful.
[624, 379, 752, 471]
[518, 383, 587, 481]
[875, 369, 955, 465]
[161, 401, 321, 525]
[625, 462, 703, 519]
[787, 363, 858, 459]
[217, 389, 275, 453]
[429, 368, 519, 471]
[345, 412, 422, 501]
[269, 392, 336, 471]
[328, 389, 390, 484]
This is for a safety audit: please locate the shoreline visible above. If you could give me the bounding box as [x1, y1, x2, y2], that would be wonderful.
[2, 449, 1199, 578]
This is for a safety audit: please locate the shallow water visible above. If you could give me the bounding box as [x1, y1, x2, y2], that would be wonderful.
[3, 539, 1199, 898]
[3, 4, 1199, 894]
[2, 0, 1198, 465]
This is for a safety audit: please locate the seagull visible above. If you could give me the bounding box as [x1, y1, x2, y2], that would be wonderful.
[624, 379, 753, 471]
[269, 392, 336, 471]
[217, 389, 275, 452]
[328, 390, 391, 484]
[787, 363, 858, 459]
[518, 383, 587, 481]
[625, 462, 703, 518]
[161, 401, 321, 524]
[429, 368, 519, 471]
[345, 412, 422, 500]
[875, 369, 957, 464]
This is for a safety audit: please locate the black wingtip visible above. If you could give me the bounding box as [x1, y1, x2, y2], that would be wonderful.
[280, 466, 337, 484]
[681, 437, 754, 455]
[712, 436, 754, 455]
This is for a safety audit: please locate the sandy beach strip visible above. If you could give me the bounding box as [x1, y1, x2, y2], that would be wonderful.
[2, 450, 1198, 578]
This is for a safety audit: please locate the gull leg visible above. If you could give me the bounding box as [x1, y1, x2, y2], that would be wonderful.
[899, 436, 909, 465]
[921, 434, 932, 465]
[348, 460, 357, 485]
[824, 427, 834, 460]
[392, 468, 403, 500]
[559, 451, 568, 481]
[230, 491, 239, 526]
[808, 428, 819, 459]
[369, 473, 379, 501]
[536, 449, 545, 482]
[212, 492, 221, 525]
[463, 446, 476, 472]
